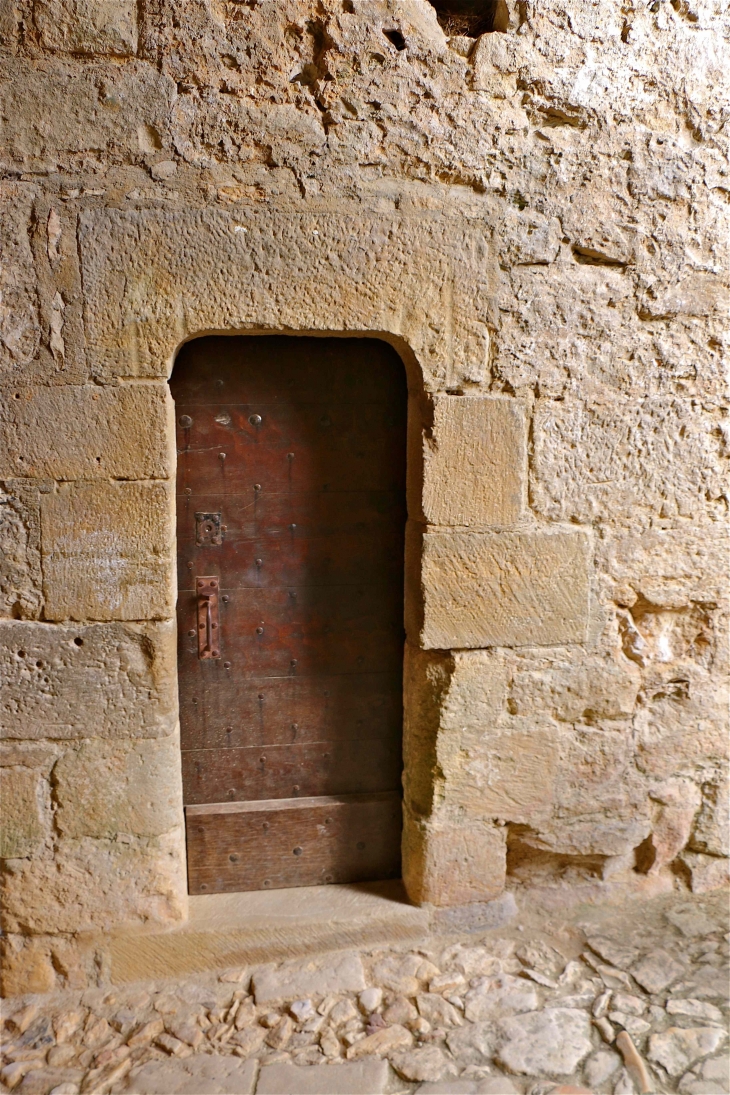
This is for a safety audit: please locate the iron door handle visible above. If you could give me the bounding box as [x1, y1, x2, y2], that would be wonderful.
[196, 576, 220, 659]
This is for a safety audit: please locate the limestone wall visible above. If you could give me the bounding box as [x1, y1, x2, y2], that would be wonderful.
[0, 0, 728, 993]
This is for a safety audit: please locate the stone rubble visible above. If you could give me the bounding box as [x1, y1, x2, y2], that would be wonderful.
[0, 890, 727, 1095]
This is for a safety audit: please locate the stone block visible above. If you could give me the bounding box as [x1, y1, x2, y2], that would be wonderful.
[0, 620, 176, 739]
[440, 649, 508, 730]
[690, 774, 730, 857]
[497, 206, 562, 266]
[403, 645, 453, 816]
[34, 0, 138, 56]
[41, 480, 175, 621]
[0, 741, 58, 768]
[0, 384, 174, 480]
[120, 1055, 257, 1094]
[0, 829, 187, 933]
[680, 852, 730, 894]
[403, 808, 506, 907]
[0, 767, 45, 858]
[440, 720, 560, 827]
[252, 951, 366, 1006]
[0, 59, 174, 173]
[0, 480, 43, 619]
[257, 1060, 388, 1095]
[532, 397, 727, 525]
[600, 526, 730, 608]
[403, 648, 509, 817]
[421, 396, 526, 527]
[78, 209, 494, 389]
[412, 526, 591, 649]
[0, 935, 56, 996]
[430, 891, 517, 935]
[0, 185, 39, 372]
[508, 659, 640, 722]
[54, 736, 182, 839]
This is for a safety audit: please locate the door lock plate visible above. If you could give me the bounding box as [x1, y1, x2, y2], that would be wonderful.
[196, 512, 223, 546]
[196, 576, 221, 659]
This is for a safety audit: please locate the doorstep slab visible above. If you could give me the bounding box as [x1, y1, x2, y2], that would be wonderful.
[107, 880, 429, 983]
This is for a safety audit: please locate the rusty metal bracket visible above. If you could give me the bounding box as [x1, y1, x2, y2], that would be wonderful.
[196, 576, 221, 659]
[196, 512, 223, 546]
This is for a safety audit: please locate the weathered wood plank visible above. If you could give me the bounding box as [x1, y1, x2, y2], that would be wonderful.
[185, 792, 402, 894]
[179, 672, 402, 750]
[182, 738, 403, 804]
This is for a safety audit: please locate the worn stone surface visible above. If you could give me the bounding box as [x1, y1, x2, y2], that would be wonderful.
[0, 888, 727, 1093]
[0, 829, 187, 934]
[252, 953, 366, 1007]
[420, 396, 526, 527]
[40, 480, 175, 621]
[0, 620, 177, 739]
[0, 480, 43, 620]
[403, 809, 506, 907]
[0, 187, 39, 372]
[34, 0, 138, 56]
[257, 1059, 388, 1094]
[53, 735, 182, 839]
[0, 384, 174, 480]
[496, 1008, 593, 1077]
[649, 1027, 728, 1077]
[122, 1054, 257, 1094]
[681, 852, 730, 895]
[0, 766, 46, 859]
[414, 527, 592, 649]
[508, 660, 641, 723]
[79, 209, 492, 389]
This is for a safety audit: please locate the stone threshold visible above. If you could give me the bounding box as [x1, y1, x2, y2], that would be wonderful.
[106, 881, 431, 985]
[104, 883, 518, 986]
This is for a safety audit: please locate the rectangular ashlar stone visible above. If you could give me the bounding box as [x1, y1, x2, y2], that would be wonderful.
[508, 660, 641, 722]
[0, 830, 187, 934]
[0, 59, 174, 174]
[0, 767, 46, 858]
[78, 209, 493, 390]
[252, 952, 366, 1006]
[403, 645, 508, 818]
[421, 395, 527, 527]
[411, 526, 592, 649]
[0, 480, 43, 620]
[402, 806, 506, 907]
[439, 719, 560, 827]
[34, 0, 138, 56]
[54, 736, 182, 839]
[41, 480, 175, 621]
[0, 185, 39, 372]
[0, 620, 176, 739]
[0, 384, 174, 480]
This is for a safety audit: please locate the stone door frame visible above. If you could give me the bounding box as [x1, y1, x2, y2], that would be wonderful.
[2, 207, 591, 959]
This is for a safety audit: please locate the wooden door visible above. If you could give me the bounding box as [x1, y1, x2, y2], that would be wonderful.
[171, 336, 407, 895]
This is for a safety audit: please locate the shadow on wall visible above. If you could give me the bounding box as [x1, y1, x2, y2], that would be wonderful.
[427, 0, 511, 36]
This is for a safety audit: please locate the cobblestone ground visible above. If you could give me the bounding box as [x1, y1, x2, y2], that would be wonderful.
[1, 889, 728, 1095]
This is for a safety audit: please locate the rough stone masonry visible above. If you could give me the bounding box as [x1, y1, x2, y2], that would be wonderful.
[0, 0, 728, 995]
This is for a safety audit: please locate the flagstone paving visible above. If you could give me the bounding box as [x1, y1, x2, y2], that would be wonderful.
[1, 889, 727, 1095]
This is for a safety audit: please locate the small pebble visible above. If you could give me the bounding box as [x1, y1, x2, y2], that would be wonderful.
[288, 998, 315, 1022]
[358, 987, 382, 1013]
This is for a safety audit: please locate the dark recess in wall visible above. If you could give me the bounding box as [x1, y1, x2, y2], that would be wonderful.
[428, 0, 509, 36]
